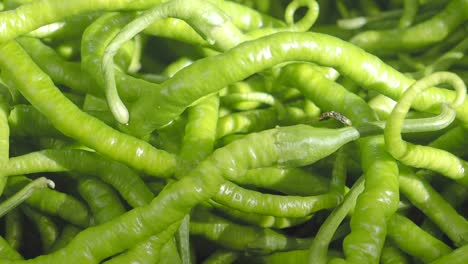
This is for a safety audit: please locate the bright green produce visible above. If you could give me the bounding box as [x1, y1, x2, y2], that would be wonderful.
[0, 0, 467, 263]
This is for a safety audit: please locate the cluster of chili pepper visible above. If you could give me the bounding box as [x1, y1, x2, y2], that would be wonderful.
[0, 0, 467, 263]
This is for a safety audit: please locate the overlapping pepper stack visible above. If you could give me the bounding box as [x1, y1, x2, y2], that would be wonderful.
[0, 0, 467, 263]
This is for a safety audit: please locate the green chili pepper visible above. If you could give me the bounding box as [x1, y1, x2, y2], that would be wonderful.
[385, 72, 468, 185]
[124, 31, 468, 136]
[429, 243, 468, 264]
[0, 0, 138, 43]
[4, 209, 23, 251]
[387, 213, 452, 262]
[4, 176, 89, 227]
[351, 0, 468, 52]
[399, 166, 468, 246]
[1, 124, 359, 263]
[380, 242, 410, 264]
[202, 250, 238, 264]
[308, 177, 365, 264]
[0, 177, 55, 218]
[158, 237, 183, 264]
[234, 167, 329, 196]
[0, 40, 177, 177]
[209, 201, 312, 229]
[101, 0, 244, 124]
[47, 224, 81, 253]
[0, 95, 10, 195]
[8, 105, 64, 138]
[213, 180, 341, 218]
[21, 206, 59, 252]
[399, 0, 419, 28]
[26, 13, 99, 40]
[340, 137, 399, 264]
[0, 236, 23, 260]
[191, 208, 311, 254]
[78, 177, 126, 225]
[1, 0, 468, 262]
[102, 222, 180, 264]
[176, 94, 219, 264]
[4, 149, 154, 208]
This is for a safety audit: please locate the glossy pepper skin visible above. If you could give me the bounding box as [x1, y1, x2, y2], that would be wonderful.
[339, 137, 399, 264]
[0, 236, 22, 261]
[0, 125, 359, 263]
[0, 40, 177, 177]
[3, 149, 154, 208]
[278, 61, 400, 264]
[387, 213, 452, 263]
[78, 178, 126, 225]
[5, 176, 90, 227]
[126, 32, 468, 136]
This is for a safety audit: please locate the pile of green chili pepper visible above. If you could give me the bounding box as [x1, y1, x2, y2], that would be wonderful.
[0, 0, 467, 263]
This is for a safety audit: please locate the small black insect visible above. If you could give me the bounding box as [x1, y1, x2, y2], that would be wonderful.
[317, 111, 353, 126]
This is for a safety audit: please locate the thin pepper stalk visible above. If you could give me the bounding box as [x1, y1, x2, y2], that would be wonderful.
[308, 177, 365, 264]
[4, 149, 154, 208]
[0, 177, 55, 218]
[4, 176, 89, 227]
[101, 0, 245, 124]
[80, 12, 138, 122]
[19, 36, 142, 101]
